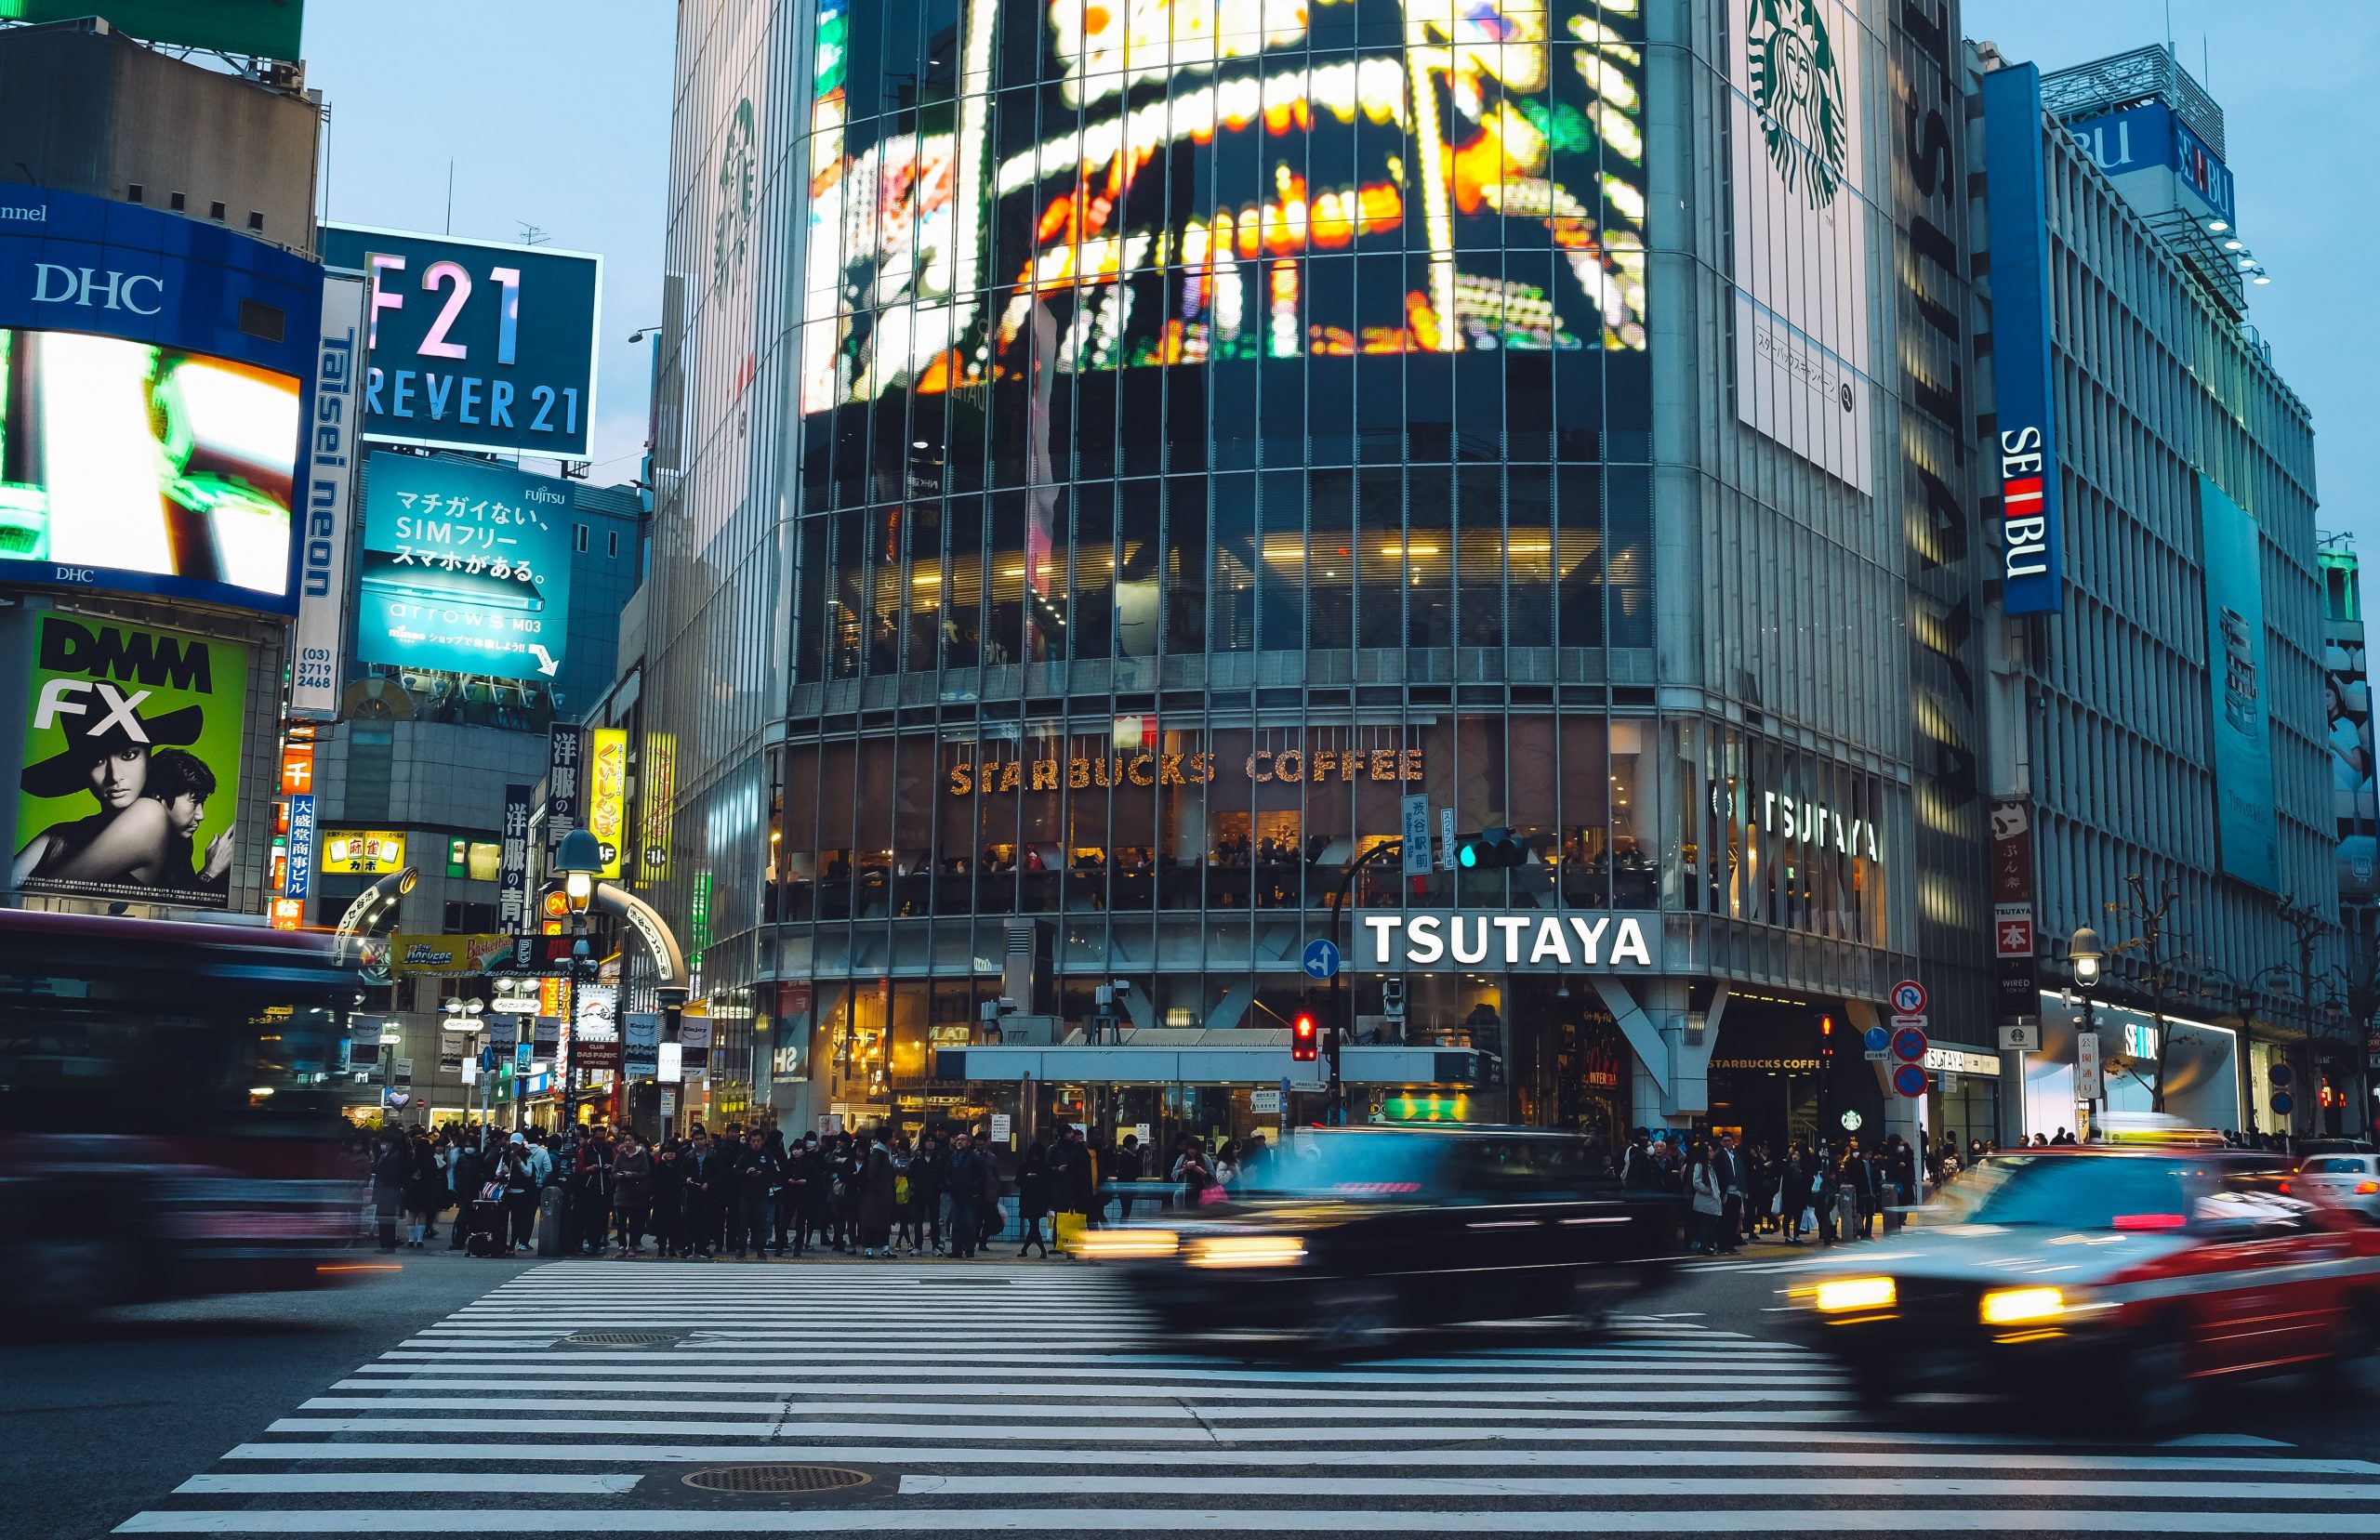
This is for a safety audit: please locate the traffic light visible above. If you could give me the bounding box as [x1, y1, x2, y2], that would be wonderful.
[1290, 1011, 1319, 1062]
[1458, 826, 1527, 868]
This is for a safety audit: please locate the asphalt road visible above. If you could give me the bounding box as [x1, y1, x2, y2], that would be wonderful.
[9, 1242, 2380, 1537]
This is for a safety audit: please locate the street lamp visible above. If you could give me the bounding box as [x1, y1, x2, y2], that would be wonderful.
[443, 996, 487, 1128]
[552, 829, 607, 1132]
[2069, 927, 2103, 1135]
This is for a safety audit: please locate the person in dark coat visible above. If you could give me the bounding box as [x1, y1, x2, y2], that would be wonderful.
[1014, 1141, 1051, 1257]
[856, 1134, 897, 1257]
[681, 1132, 723, 1257]
[401, 1131, 441, 1248]
[649, 1139, 684, 1257]
[945, 1131, 988, 1258]
[799, 1133, 835, 1252]
[612, 1130, 654, 1255]
[734, 1129, 781, 1258]
[763, 1129, 795, 1255]
[1111, 1134, 1144, 1222]
[371, 1131, 409, 1253]
[909, 1133, 948, 1255]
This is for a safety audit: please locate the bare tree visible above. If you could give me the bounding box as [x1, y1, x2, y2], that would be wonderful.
[2102, 875, 2184, 1112]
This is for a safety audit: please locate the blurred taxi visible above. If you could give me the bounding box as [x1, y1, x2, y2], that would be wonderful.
[1074, 1126, 1676, 1356]
[2298, 1152, 2380, 1222]
[1789, 1137, 2380, 1426]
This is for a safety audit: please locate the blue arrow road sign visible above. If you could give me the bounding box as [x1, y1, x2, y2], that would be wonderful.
[1302, 939, 1342, 981]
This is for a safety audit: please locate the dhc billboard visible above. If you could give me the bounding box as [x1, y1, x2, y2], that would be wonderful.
[1982, 65, 2064, 617]
[0, 185, 324, 614]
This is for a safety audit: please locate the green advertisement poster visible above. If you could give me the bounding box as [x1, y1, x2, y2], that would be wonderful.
[13, 610, 248, 908]
[0, 3, 304, 60]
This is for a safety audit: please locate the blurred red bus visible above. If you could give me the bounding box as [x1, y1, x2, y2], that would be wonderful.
[0, 908, 377, 1325]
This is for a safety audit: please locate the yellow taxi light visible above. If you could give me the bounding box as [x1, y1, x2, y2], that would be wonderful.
[1185, 1234, 1309, 1270]
[1981, 1285, 2066, 1324]
[1069, 1228, 1180, 1260]
[1812, 1276, 1897, 1313]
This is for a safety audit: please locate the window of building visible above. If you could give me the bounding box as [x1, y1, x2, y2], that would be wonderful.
[574, 523, 589, 554]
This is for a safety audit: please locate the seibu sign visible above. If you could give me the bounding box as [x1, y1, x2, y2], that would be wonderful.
[1354, 911, 1661, 973]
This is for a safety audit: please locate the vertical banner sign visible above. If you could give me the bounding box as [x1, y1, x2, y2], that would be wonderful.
[546, 723, 585, 860]
[624, 1013, 660, 1077]
[1982, 65, 2065, 615]
[498, 783, 533, 934]
[588, 727, 628, 878]
[640, 731, 675, 881]
[1990, 798, 2037, 1019]
[1400, 793, 1433, 877]
[2200, 475, 2280, 890]
[291, 272, 367, 720]
[285, 793, 316, 902]
[15, 612, 248, 908]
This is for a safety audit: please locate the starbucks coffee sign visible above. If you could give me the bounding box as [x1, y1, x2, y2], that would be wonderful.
[1354, 911, 1662, 973]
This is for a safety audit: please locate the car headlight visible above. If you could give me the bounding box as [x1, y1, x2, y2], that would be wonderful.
[1184, 1233, 1308, 1270]
[1980, 1285, 2066, 1324]
[1070, 1228, 1180, 1260]
[1811, 1276, 1897, 1313]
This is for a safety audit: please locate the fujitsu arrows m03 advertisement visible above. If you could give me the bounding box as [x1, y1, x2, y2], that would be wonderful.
[0, 185, 324, 614]
[12, 611, 248, 908]
[1982, 64, 2065, 616]
[354, 451, 575, 682]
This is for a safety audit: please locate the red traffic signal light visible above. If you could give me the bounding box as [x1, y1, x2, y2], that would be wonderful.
[1291, 1012, 1319, 1062]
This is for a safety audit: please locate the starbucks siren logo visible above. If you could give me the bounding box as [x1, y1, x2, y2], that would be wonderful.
[1746, 0, 1848, 210]
[714, 97, 757, 294]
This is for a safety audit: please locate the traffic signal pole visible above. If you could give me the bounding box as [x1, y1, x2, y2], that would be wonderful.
[1328, 837, 1408, 1125]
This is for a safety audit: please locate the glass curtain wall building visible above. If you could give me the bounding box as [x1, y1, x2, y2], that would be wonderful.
[640, 0, 1992, 1148]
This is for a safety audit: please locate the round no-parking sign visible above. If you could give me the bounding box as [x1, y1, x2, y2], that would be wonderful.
[1892, 1061, 1928, 1099]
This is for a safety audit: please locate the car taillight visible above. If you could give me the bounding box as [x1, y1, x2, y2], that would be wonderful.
[2111, 1213, 2187, 1231]
[2357, 1181, 2379, 1195]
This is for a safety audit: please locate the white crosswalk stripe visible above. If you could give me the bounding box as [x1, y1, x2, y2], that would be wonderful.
[115, 1261, 2380, 1535]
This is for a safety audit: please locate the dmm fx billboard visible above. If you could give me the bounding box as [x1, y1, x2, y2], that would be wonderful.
[0, 184, 324, 614]
[1354, 911, 1662, 973]
[319, 225, 600, 460]
[1982, 64, 2064, 616]
[14, 611, 247, 909]
[2201, 476, 2279, 890]
[355, 452, 575, 681]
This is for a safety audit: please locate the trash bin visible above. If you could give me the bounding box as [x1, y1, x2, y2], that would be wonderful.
[536, 1183, 567, 1256]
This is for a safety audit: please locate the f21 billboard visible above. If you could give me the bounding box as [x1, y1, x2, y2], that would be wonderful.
[0, 185, 324, 614]
[320, 225, 602, 460]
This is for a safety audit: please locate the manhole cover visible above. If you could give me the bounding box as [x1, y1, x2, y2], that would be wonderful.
[557, 1330, 681, 1349]
[681, 1465, 871, 1494]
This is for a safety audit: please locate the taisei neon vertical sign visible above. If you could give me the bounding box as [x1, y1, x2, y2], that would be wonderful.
[1982, 63, 2065, 616]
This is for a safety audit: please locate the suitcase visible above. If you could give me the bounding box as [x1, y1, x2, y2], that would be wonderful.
[466, 1199, 506, 1257]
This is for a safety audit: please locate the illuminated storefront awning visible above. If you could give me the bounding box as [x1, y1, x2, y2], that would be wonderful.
[939, 1036, 1488, 1088]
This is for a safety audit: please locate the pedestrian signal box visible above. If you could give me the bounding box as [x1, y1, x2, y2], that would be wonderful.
[1290, 1012, 1319, 1062]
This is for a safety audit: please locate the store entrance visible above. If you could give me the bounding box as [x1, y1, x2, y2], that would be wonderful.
[1505, 975, 1631, 1156]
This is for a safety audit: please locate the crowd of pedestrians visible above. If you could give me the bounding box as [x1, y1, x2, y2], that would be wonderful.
[1612, 1126, 1949, 1254]
[362, 1119, 1144, 1260]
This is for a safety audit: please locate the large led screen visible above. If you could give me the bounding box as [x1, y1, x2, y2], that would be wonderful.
[353, 451, 575, 684]
[0, 327, 303, 604]
[799, 0, 1651, 414]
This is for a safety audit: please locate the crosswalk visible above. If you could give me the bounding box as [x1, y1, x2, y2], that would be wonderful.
[113, 1260, 2380, 1534]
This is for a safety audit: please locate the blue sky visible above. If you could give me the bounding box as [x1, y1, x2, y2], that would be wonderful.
[305, 0, 675, 485]
[305, 1, 2375, 550]
[1970, 0, 2380, 553]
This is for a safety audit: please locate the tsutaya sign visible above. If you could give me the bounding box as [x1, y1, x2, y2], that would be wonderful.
[951, 747, 1424, 795]
[1712, 783, 1884, 861]
[1354, 911, 1662, 973]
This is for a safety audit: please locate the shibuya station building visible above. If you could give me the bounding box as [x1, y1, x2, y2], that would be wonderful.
[635, 0, 1994, 1148]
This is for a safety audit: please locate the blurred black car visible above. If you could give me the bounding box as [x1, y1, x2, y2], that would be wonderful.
[1077, 1125, 1677, 1355]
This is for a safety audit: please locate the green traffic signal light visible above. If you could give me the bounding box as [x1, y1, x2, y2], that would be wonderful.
[1458, 842, 1480, 869]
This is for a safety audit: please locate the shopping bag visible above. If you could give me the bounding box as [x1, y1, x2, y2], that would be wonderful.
[1798, 1206, 1817, 1231]
[1053, 1211, 1088, 1252]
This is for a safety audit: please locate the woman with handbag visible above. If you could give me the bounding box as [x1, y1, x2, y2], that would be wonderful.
[1686, 1140, 1725, 1255]
[1015, 1141, 1051, 1258]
